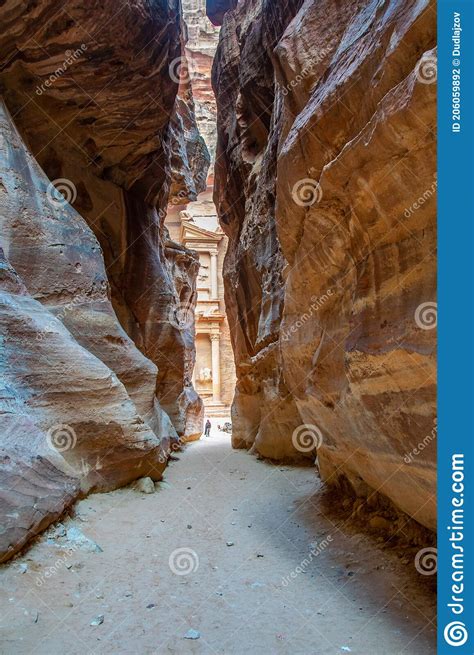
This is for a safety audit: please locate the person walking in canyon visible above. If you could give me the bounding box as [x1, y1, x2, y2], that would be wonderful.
[204, 418, 212, 437]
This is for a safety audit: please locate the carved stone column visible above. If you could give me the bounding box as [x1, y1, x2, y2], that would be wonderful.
[210, 251, 218, 300]
[210, 333, 221, 402]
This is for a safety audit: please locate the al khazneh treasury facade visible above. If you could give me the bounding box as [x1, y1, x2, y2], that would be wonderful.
[166, 192, 236, 416]
[165, 0, 235, 416]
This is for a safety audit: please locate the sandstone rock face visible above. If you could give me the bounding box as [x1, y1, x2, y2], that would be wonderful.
[0, 0, 208, 560]
[0, 0, 206, 442]
[169, 49, 211, 202]
[212, 0, 436, 530]
[206, 0, 237, 26]
[183, 0, 221, 174]
[0, 102, 170, 562]
[0, 0, 181, 202]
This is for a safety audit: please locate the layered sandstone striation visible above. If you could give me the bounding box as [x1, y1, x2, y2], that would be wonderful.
[0, 0, 208, 560]
[0, 102, 169, 562]
[183, 0, 221, 172]
[211, 0, 437, 530]
[0, 0, 210, 439]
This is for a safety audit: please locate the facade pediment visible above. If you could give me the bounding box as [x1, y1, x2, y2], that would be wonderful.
[166, 202, 235, 416]
[181, 221, 223, 245]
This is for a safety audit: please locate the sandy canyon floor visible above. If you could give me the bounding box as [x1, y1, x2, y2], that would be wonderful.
[0, 425, 436, 654]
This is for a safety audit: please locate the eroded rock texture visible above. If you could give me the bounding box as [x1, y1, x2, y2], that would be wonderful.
[169, 37, 211, 202]
[0, 0, 208, 560]
[206, 0, 237, 26]
[183, 0, 220, 172]
[0, 0, 210, 438]
[212, 0, 437, 530]
[0, 102, 169, 562]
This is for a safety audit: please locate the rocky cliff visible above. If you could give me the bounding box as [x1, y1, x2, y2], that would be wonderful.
[0, 0, 208, 561]
[183, 0, 220, 180]
[207, 0, 237, 26]
[211, 0, 437, 531]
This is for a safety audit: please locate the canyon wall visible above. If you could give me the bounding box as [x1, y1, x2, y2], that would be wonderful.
[183, 0, 220, 174]
[211, 0, 437, 531]
[0, 0, 208, 561]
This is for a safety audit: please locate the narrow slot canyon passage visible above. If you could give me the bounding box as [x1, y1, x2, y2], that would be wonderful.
[0, 0, 437, 653]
